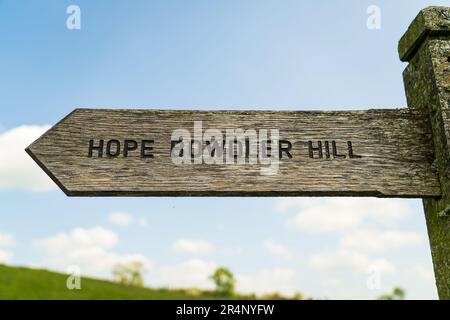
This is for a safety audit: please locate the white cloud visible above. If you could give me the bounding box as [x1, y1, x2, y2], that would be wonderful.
[237, 268, 297, 295]
[0, 233, 15, 263]
[399, 265, 437, 299]
[356, 264, 438, 300]
[320, 277, 343, 288]
[0, 249, 12, 263]
[33, 227, 118, 254]
[32, 227, 151, 275]
[0, 125, 56, 192]
[0, 233, 15, 247]
[309, 250, 395, 274]
[152, 259, 217, 289]
[263, 239, 292, 259]
[408, 265, 434, 284]
[108, 213, 148, 228]
[172, 239, 215, 255]
[108, 212, 133, 226]
[277, 198, 412, 233]
[275, 198, 433, 298]
[340, 229, 423, 253]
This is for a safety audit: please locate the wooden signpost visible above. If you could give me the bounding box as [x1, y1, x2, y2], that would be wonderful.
[26, 108, 439, 197]
[26, 7, 450, 299]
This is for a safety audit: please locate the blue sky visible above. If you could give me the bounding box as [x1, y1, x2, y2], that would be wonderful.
[0, 0, 448, 299]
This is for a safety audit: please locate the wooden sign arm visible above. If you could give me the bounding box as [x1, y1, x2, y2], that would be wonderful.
[400, 6, 450, 299]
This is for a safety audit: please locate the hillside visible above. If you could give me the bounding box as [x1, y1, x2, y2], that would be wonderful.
[0, 264, 230, 300]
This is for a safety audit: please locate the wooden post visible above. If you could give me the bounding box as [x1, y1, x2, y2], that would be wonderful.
[399, 6, 450, 299]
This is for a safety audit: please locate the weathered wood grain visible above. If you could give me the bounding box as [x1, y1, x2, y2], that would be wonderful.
[26, 108, 440, 197]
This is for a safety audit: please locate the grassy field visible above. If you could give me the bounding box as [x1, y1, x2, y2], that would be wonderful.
[0, 264, 232, 300]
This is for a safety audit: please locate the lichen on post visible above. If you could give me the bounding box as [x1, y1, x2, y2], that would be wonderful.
[400, 6, 450, 299]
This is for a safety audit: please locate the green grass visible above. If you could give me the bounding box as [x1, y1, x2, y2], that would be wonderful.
[0, 264, 235, 300]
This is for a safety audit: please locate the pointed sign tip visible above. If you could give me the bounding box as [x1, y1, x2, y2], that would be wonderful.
[25, 145, 72, 196]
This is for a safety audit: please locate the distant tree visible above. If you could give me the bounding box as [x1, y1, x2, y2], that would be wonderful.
[209, 267, 235, 296]
[112, 261, 145, 287]
[261, 291, 305, 300]
[378, 287, 405, 300]
[261, 292, 286, 300]
[292, 292, 305, 300]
